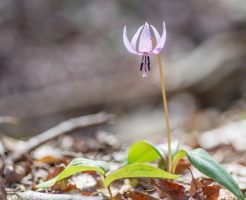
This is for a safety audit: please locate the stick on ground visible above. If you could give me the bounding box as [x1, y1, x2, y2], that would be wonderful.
[9, 112, 113, 162]
[7, 191, 105, 200]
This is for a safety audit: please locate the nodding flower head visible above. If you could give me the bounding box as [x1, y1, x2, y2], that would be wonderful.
[123, 21, 166, 77]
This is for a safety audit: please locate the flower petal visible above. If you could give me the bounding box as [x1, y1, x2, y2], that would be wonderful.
[123, 26, 139, 55]
[130, 25, 144, 50]
[138, 22, 152, 53]
[150, 25, 160, 43]
[152, 21, 166, 54]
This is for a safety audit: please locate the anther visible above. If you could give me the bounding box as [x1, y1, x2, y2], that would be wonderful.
[147, 56, 150, 71]
[140, 62, 143, 71]
[140, 56, 144, 71]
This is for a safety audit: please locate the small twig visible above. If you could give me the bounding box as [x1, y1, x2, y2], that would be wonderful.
[9, 112, 113, 163]
[7, 191, 105, 200]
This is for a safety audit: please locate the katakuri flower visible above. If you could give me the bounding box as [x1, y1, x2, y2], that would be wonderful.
[123, 21, 166, 77]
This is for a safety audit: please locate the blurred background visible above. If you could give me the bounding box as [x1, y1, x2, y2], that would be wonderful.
[0, 0, 246, 141]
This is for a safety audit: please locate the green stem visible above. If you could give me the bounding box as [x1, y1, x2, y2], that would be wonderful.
[156, 54, 172, 173]
[103, 174, 113, 199]
[107, 186, 113, 199]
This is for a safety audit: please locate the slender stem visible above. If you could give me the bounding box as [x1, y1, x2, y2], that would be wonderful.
[156, 54, 172, 172]
[107, 186, 113, 199]
[103, 174, 113, 199]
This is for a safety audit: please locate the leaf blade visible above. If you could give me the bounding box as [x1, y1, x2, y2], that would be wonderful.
[157, 140, 179, 160]
[187, 148, 244, 200]
[104, 163, 180, 187]
[67, 158, 109, 173]
[128, 140, 179, 164]
[172, 149, 187, 173]
[36, 158, 108, 189]
[128, 140, 163, 164]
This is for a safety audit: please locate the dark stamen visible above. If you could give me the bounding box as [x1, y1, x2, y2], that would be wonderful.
[140, 56, 144, 71]
[140, 62, 143, 71]
[147, 56, 150, 71]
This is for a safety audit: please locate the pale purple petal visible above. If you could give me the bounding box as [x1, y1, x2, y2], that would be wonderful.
[130, 25, 144, 50]
[150, 25, 160, 43]
[138, 22, 152, 53]
[123, 26, 139, 55]
[152, 21, 166, 54]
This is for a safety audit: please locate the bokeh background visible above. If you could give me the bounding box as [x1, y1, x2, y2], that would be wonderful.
[0, 0, 246, 140]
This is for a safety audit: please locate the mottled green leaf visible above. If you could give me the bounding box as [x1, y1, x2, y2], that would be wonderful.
[187, 148, 244, 200]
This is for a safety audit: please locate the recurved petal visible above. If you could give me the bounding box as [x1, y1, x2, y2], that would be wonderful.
[152, 21, 166, 54]
[138, 22, 152, 53]
[130, 25, 144, 50]
[123, 26, 139, 55]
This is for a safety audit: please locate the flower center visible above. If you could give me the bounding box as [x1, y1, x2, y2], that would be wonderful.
[140, 53, 150, 77]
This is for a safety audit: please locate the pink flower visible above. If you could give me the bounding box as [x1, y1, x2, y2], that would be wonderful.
[123, 21, 166, 77]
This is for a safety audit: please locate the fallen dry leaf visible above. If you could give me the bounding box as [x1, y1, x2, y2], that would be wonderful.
[200, 178, 214, 186]
[80, 190, 93, 196]
[51, 180, 78, 193]
[190, 178, 220, 200]
[112, 193, 126, 200]
[123, 190, 159, 200]
[190, 178, 203, 197]
[3, 165, 22, 185]
[153, 179, 189, 200]
[45, 165, 65, 181]
[174, 158, 191, 174]
[35, 155, 62, 164]
[44, 165, 74, 192]
[33, 145, 63, 164]
[202, 185, 220, 200]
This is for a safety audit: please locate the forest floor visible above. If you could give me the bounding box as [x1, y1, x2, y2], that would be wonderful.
[0, 103, 246, 200]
